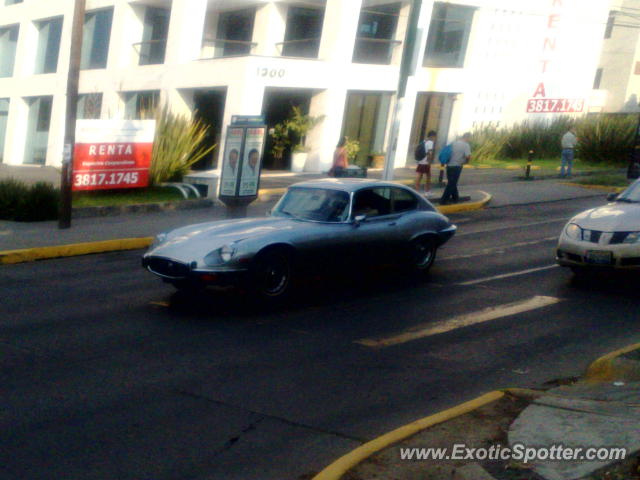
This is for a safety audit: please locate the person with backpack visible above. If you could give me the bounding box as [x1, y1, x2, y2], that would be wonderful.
[414, 130, 437, 195]
[440, 132, 471, 205]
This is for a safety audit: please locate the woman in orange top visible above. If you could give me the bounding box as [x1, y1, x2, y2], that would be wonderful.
[329, 136, 348, 176]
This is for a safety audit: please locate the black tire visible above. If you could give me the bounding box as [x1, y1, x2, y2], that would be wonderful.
[410, 236, 437, 274]
[250, 249, 294, 302]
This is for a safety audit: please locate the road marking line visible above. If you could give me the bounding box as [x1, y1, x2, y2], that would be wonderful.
[455, 217, 568, 237]
[442, 236, 557, 260]
[355, 295, 562, 348]
[149, 301, 170, 307]
[455, 264, 559, 286]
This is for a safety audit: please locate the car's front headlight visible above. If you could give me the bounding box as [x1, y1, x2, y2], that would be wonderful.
[623, 232, 640, 244]
[203, 244, 237, 266]
[565, 223, 582, 240]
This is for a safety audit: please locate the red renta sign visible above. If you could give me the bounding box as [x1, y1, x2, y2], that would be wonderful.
[72, 120, 156, 191]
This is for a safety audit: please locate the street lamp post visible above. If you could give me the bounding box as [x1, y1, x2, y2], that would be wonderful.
[382, 0, 423, 181]
[59, 0, 86, 229]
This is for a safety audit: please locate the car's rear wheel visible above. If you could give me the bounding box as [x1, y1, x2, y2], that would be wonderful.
[250, 249, 294, 302]
[410, 236, 437, 274]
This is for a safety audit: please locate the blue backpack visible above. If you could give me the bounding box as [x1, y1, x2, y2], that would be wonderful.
[438, 144, 452, 165]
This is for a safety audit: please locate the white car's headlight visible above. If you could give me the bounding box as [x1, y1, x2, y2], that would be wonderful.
[565, 223, 582, 240]
[623, 232, 640, 244]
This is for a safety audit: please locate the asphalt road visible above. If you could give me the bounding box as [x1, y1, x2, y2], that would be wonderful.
[2, 196, 639, 480]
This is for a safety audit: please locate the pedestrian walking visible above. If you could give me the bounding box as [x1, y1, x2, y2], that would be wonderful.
[414, 130, 437, 195]
[440, 133, 471, 205]
[560, 127, 578, 178]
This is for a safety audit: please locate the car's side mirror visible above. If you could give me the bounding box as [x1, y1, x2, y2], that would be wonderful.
[606, 192, 619, 202]
[353, 214, 367, 226]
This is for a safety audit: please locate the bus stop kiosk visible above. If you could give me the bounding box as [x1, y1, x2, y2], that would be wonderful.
[218, 116, 267, 218]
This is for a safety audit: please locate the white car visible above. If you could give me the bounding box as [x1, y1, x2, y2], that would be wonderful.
[557, 179, 640, 272]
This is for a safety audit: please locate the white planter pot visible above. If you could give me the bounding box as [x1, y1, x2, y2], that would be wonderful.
[291, 152, 308, 172]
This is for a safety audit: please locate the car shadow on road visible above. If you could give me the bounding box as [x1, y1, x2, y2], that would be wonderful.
[568, 270, 639, 297]
[161, 266, 436, 321]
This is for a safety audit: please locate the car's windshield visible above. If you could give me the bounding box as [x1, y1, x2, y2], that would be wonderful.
[272, 188, 351, 222]
[617, 180, 640, 203]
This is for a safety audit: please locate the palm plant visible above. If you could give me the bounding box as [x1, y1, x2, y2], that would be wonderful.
[150, 105, 216, 185]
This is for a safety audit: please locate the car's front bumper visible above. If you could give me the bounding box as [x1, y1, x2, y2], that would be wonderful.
[556, 235, 640, 269]
[142, 256, 249, 286]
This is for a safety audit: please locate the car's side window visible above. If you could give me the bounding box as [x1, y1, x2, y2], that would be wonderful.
[392, 188, 418, 213]
[352, 188, 392, 218]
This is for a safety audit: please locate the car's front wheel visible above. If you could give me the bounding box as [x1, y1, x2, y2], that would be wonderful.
[410, 236, 437, 274]
[250, 249, 294, 302]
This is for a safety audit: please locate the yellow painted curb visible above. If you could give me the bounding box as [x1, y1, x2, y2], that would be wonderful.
[585, 342, 640, 382]
[0, 237, 153, 265]
[312, 391, 504, 480]
[560, 182, 626, 193]
[437, 191, 492, 214]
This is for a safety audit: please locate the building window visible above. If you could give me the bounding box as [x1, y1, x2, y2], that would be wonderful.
[77, 93, 102, 119]
[604, 11, 615, 39]
[34, 17, 63, 74]
[24, 96, 53, 165]
[124, 91, 159, 119]
[0, 99, 8, 164]
[424, 2, 475, 68]
[593, 68, 603, 88]
[0, 25, 19, 78]
[208, 8, 256, 57]
[353, 3, 401, 65]
[81, 8, 113, 70]
[138, 7, 169, 65]
[281, 7, 324, 58]
[342, 91, 392, 166]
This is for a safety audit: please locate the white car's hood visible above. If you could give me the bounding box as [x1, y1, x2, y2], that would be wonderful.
[572, 202, 640, 232]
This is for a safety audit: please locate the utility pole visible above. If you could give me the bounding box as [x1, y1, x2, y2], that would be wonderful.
[59, 0, 86, 229]
[382, 0, 423, 181]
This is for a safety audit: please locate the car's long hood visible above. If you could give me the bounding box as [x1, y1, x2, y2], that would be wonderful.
[572, 203, 640, 231]
[145, 216, 301, 262]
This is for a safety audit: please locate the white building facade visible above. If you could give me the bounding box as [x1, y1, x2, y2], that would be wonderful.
[0, 0, 611, 172]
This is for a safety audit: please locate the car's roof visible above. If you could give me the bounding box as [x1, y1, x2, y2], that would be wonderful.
[289, 178, 409, 193]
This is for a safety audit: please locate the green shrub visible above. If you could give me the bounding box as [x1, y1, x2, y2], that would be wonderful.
[471, 114, 635, 165]
[150, 105, 216, 185]
[0, 179, 60, 222]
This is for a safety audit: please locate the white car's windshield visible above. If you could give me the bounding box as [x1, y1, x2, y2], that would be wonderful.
[272, 188, 351, 222]
[618, 181, 640, 203]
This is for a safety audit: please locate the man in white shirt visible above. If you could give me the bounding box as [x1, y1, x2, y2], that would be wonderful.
[560, 127, 578, 178]
[440, 133, 472, 205]
[415, 130, 437, 194]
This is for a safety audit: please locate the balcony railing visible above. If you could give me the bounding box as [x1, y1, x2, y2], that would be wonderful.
[276, 38, 320, 58]
[200, 38, 257, 59]
[352, 37, 402, 65]
[133, 39, 167, 65]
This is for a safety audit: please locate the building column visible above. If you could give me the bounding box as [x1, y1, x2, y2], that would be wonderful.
[108, 2, 144, 70]
[3, 97, 28, 165]
[391, 2, 411, 65]
[306, 88, 347, 172]
[252, 2, 287, 57]
[318, 0, 362, 64]
[46, 93, 67, 167]
[165, 0, 208, 64]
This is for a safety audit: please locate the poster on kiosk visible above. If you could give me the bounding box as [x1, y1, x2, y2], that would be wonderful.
[219, 116, 266, 206]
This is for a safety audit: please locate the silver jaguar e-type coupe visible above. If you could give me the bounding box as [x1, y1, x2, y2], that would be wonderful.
[142, 179, 456, 301]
